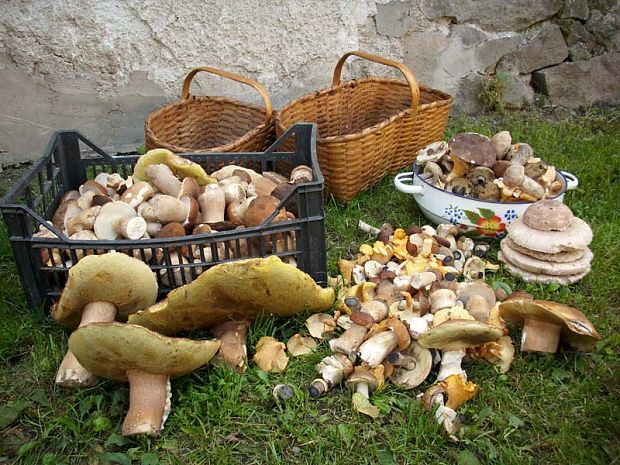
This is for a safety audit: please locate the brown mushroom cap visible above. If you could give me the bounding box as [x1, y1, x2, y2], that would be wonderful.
[132, 149, 215, 186]
[68, 322, 220, 381]
[419, 320, 503, 351]
[456, 281, 496, 309]
[244, 196, 287, 227]
[507, 216, 593, 254]
[522, 200, 574, 231]
[345, 366, 378, 392]
[51, 253, 158, 328]
[449, 133, 496, 168]
[128, 256, 335, 334]
[500, 299, 600, 351]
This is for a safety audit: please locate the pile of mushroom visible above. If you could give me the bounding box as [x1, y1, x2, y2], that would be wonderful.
[40, 148, 312, 275]
[288, 221, 517, 438]
[498, 200, 593, 284]
[416, 131, 561, 202]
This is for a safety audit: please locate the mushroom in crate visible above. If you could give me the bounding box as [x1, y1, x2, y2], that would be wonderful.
[128, 256, 334, 373]
[69, 322, 220, 436]
[500, 298, 600, 353]
[498, 200, 593, 284]
[52, 253, 158, 387]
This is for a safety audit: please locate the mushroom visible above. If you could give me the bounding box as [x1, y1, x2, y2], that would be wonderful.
[290, 165, 313, 184]
[504, 215, 592, 255]
[247, 175, 278, 197]
[120, 182, 155, 209]
[466, 166, 495, 187]
[445, 178, 474, 197]
[462, 256, 486, 281]
[212, 320, 251, 372]
[65, 206, 101, 236]
[416, 141, 448, 165]
[52, 254, 158, 387]
[502, 164, 544, 199]
[329, 323, 368, 355]
[345, 366, 380, 418]
[447, 133, 496, 182]
[506, 143, 534, 165]
[389, 342, 433, 389]
[305, 313, 338, 339]
[80, 180, 108, 197]
[144, 163, 182, 197]
[309, 354, 354, 398]
[357, 318, 410, 367]
[473, 182, 501, 201]
[132, 148, 214, 185]
[499, 299, 600, 353]
[244, 196, 287, 227]
[53, 199, 82, 233]
[253, 336, 289, 372]
[287, 333, 318, 356]
[149, 194, 190, 224]
[522, 200, 574, 232]
[491, 131, 511, 159]
[69, 322, 220, 436]
[128, 256, 335, 333]
[94, 201, 147, 240]
[503, 236, 584, 263]
[430, 289, 457, 313]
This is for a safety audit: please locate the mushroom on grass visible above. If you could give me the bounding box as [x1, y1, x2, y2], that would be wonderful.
[309, 354, 354, 398]
[69, 322, 220, 436]
[52, 253, 158, 387]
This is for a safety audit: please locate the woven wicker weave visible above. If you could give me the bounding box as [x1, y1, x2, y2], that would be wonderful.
[274, 51, 452, 202]
[145, 67, 274, 153]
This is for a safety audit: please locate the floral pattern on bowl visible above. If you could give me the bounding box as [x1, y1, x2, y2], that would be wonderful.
[463, 208, 507, 238]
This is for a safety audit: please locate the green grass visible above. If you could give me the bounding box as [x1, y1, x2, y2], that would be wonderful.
[1, 108, 619, 464]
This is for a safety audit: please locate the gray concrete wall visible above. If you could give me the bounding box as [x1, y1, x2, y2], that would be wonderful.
[1, 0, 618, 164]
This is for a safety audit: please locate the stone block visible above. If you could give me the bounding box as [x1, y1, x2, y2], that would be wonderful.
[532, 52, 620, 107]
[561, 0, 590, 19]
[501, 72, 535, 109]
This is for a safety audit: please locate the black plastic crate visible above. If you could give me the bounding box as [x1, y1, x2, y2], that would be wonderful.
[1, 123, 327, 310]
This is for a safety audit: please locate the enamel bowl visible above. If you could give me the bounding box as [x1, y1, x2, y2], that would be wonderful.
[394, 163, 579, 238]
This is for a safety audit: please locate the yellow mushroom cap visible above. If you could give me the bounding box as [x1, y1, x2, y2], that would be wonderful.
[68, 322, 220, 381]
[500, 299, 600, 351]
[51, 253, 158, 328]
[128, 256, 335, 334]
[132, 148, 215, 185]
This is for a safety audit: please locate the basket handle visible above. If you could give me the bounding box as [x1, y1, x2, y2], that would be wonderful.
[332, 51, 420, 113]
[181, 67, 273, 122]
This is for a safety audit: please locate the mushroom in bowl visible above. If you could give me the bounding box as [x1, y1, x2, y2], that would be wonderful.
[394, 132, 579, 238]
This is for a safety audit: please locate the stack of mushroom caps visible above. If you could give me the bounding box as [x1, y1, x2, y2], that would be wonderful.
[498, 200, 593, 284]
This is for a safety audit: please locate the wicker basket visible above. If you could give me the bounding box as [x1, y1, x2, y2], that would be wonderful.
[145, 67, 274, 153]
[274, 51, 452, 202]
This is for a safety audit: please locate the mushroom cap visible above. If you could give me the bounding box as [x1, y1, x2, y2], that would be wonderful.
[94, 201, 137, 240]
[345, 366, 378, 392]
[456, 281, 496, 309]
[507, 216, 592, 254]
[498, 254, 591, 285]
[133, 148, 215, 185]
[448, 133, 496, 168]
[51, 253, 158, 328]
[68, 322, 220, 381]
[504, 236, 584, 263]
[419, 320, 503, 350]
[522, 200, 574, 231]
[391, 342, 433, 389]
[500, 239, 593, 276]
[128, 256, 335, 334]
[386, 317, 412, 351]
[499, 299, 600, 351]
[244, 196, 286, 227]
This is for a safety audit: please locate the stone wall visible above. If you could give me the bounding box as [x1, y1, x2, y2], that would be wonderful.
[1, 0, 618, 163]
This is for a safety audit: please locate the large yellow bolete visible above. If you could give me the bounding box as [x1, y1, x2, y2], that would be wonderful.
[132, 148, 215, 185]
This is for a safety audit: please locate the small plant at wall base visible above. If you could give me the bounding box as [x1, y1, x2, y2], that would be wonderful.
[479, 72, 509, 114]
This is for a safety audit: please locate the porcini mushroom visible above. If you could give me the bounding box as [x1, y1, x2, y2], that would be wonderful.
[69, 322, 220, 436]
[212, 320, 251, 372]
[345, 366, 380, 418]
[329, 323, 368, 355]
[357, 318, 410, 367]
[133, 148, 214, 185]
[309, 354, 354, 398]
[390, 342, 433, 389]
[52, 253, 158, 386]
[499, 299, 600, 353]
[94, 201, 147, 240]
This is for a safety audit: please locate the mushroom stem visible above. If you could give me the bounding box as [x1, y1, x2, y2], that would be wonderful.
[55, 301, 117, 387]
[122, 370, 170, 436]
[212, 321, 249, 373]
[358, 220, 380, 235]
[437, 350, 466, 382]
[521, 319, 561, 353]
[356, 382, 370, 398]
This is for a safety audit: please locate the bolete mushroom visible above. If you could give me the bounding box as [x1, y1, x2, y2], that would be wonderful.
[212, 320, 251, 372]
[309, 354, 354, 398]
[132, 148, 215, 185]
[357, 318, 410, 367]
[94, 201, 147, 240]
[389, 342, 433, 389]
[69, 322, 220, 436]
[499, 299, 600, 353]
[52, 253, 158, 386]
[345, 366, 380, 418]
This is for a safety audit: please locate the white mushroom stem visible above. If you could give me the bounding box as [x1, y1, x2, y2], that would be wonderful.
[329, 324, 368, 355]
[112, 216, 147, 240]
[122, 371, 171, 436]
[521, 319, 562, 353]
[358, 220, 380, 235]
[55, 302, 117, 387]
[356, 381, 370, 398]
[436, 350, 466, 382]
[309, 354, 353, 398]
[357, 331, 398, 367]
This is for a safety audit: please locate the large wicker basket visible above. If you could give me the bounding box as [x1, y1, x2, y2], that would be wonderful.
[274, 51, 452, 202]
[145, 67, 274, 153]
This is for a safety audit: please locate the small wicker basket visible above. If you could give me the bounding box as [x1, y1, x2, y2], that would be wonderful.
[145, 67, 274, 153]
[274, 51, 452, 202]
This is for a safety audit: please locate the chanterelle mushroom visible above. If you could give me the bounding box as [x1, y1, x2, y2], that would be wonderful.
[52, 253, 158, 387]
[499, 299, 600, 353]
[69, 322, 220, 436]
[128, 256, 334, 334]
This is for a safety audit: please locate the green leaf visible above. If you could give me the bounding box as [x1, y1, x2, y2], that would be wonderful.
[17, 440, 38, 457]
[256, 370, 270, 384]
[508, 414, 525, 429]
[478, 208, 496, 219]
[105, 434, 132, 448]
[0, 400, 26, 428]
[337, 424, 353, 448]
[376, 448, 397, 465]
[457, 449, 481, 465]
[92, 415, 113, 432]
[140, 452, 160, 465]
[30, 389, 51, 407]
[96, 451, 133, 465]
[464, 210, 481, 223]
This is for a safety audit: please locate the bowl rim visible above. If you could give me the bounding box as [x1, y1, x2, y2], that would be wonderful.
[412, 162, 567, 206]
